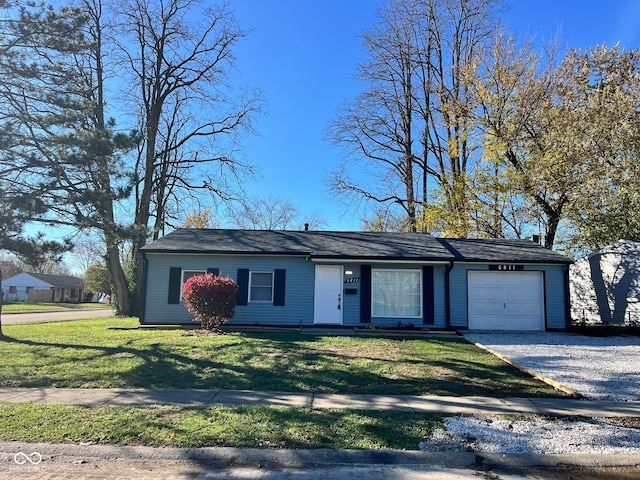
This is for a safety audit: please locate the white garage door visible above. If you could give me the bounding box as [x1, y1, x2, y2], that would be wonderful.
[468, 271, 545, 331]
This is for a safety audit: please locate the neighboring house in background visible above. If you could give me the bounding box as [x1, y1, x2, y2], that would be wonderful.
[570, 240, 640, 325]
[1, 272, 84, 303]
[140, 229, 573, 331]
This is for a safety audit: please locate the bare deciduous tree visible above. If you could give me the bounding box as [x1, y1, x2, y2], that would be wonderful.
[328, 0, 421, 231]
[328, 0, 503, 234]
[227, 195, 325, 231]
[115, 0, 262, 310]
[0, 0, 261, 315]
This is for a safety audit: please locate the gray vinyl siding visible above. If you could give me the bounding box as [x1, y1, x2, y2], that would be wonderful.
[433, 265, 447, 328]
[143, 255, 448, 327]
[448, 263, 569, 330]
[142, 253, 315, 325]
[339, 263, 362, 327]
[545, 265, 570, 330]
[143, 253, 568, 330]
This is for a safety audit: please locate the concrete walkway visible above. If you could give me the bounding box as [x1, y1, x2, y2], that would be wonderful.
[2, 387, 640, 417]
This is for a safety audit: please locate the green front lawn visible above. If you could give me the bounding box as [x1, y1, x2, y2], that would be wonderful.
[0, 403, 443, 450]
[0, 318, 566, 450]
[0, 317, 563, 397]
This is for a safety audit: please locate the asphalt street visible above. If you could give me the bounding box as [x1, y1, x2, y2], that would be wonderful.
[3, 443, 639, 479]
[1, 308, 114, 324]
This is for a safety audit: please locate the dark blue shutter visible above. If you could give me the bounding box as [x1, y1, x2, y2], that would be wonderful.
[236, 269, 249, 305]
[168, 267, 182, 304]
[273, 269, 286, 306]
[207, 268, 219, 276]
[360, 265, 372, 323]
[422, 266, 435, 325]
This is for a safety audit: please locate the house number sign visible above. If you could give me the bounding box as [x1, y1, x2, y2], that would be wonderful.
[489, 264, 524, 271]
[344, 277, 360, 283]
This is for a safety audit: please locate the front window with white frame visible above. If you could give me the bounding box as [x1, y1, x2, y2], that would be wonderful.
[372, 269, 422, 318]
[180, 269, 206, 300]
[250, 271, 274, 302]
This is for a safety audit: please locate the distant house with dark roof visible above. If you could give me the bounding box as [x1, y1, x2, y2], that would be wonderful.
[1, 272, 84, 303]
[140, 229, 573, 331]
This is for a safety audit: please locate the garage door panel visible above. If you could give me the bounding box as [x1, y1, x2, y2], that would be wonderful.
[485, 301, 505, 315]
[485, 286, 503, 300]
[468, 271, 544, 331]
[505, 285, 524, 297]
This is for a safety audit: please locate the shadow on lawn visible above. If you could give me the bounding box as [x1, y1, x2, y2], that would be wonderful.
[0, 332, 563, 397]
[166, 406, 442, 450]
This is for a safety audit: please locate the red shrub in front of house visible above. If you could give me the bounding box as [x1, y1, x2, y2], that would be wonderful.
[181, 274, 239, 332]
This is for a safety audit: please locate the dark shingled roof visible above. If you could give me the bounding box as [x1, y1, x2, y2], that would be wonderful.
[142, 229, 572, 264]
[142, 229, 453, 260]
[439, 238, 572, 264]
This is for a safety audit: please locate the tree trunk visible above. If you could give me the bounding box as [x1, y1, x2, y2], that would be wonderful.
[405, 153, 417, 232]
[105, 239, 130, 316]
[544, 209, 561, 250]
[89, 0, 134, 316]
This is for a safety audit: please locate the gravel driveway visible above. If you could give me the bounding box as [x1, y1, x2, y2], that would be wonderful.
[463, 332, 640, 401]
[420, 332, 640, 455]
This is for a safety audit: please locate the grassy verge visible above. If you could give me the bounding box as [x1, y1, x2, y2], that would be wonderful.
[0, 403, 442, 450]
[1, 302, 111, 314]
[0, 318, 564, 397]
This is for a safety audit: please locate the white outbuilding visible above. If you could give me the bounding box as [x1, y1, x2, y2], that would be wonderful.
[570, 240, 640, 325]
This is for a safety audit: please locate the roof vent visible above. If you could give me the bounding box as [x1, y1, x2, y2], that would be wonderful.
[304, 223, 309, 231]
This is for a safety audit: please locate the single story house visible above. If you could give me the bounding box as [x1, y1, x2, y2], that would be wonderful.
[140, 229, 573, 331]
[570, 240, 640, 324]
[1, 272, 84, 303]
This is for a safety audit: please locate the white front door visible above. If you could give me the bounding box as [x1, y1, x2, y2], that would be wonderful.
[314, 265, 343, 325]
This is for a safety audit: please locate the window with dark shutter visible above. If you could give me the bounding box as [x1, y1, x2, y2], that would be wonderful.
[168, 268, 221, 305]
[250, 272, 273, 301]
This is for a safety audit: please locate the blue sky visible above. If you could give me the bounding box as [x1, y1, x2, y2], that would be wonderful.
[16, 0, 640, 262]
[224, 0, 640, 231]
